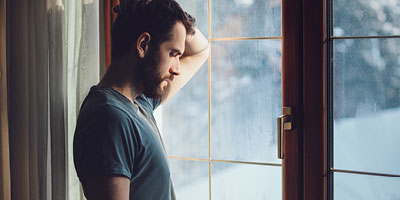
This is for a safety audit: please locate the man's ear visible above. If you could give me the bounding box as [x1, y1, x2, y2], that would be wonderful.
[136, 32, 151, 58]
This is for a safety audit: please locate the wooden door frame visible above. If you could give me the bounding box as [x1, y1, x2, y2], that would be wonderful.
[282, 0, 325, 199]
[302, 0, 325, 199]
[282, 0, 303, 199]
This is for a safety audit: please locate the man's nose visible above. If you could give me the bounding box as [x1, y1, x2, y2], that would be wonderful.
[169, 57, 181, 76]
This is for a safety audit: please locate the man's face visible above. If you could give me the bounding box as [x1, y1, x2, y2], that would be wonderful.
[140, 22, 186, 99]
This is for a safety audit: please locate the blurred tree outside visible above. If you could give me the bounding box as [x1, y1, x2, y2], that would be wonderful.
[333, 0, 400, 119]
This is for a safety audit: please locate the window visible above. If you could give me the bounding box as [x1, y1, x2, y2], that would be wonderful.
[159, 0, 283, 199]
[328, 0, 400, 199]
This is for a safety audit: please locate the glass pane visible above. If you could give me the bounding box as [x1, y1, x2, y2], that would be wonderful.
[169, 159, 209, 200]
[334, 172, 400, 199]
[211, 0, 281, 38]
[211, 162, 282, 200]
[333, 39, 400, 175]
[176, 0, 208, 37]
[211, 40, 282, 163]
[162, 65, 208, 158]
[333, 0, 400, 36]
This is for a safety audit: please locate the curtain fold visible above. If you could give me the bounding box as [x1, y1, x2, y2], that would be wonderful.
[48, 4, 67, 200]
[8, 1, 30, 200]
[6, 0, 100, 199]
[34, 0, 50, 199]
[8, 0, 52, 199]
[28, 0, 39, 198]
[0, 0, 11, 199]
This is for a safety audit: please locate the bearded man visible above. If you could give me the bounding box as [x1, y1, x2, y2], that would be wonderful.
[73, 0, 209, 199]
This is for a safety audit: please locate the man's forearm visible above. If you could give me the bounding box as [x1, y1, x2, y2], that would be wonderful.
[183, 27, 209, 57]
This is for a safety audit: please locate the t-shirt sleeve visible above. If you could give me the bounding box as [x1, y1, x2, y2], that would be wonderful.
[74, 105, 136, 181]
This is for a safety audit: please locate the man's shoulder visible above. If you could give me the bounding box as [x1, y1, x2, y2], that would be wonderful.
[84, 87, 129, 109]
[74, 96, 137, 147]
[77, 87, 135, 125]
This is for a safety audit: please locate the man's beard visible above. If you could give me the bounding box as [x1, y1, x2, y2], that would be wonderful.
[137, 49, 172, 99]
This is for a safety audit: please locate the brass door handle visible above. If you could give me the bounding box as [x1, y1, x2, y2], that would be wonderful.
[277, 107, 293, 159]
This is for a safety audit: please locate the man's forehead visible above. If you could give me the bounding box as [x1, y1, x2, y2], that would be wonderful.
[165, 22, 186, 49]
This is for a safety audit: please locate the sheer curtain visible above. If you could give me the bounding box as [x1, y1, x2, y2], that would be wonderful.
[65, 0, 100, 199]
[6, 0, 100, 199]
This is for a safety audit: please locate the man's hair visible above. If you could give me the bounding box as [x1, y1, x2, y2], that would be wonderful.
[111, 0, 196, 60]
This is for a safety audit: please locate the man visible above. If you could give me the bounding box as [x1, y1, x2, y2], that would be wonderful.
[73, 0, 209, 199]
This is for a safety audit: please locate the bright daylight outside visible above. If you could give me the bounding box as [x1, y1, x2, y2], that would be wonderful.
[157, 0, 282, 199]
[333, 0, 400, 199]
[154, 0, 400, 199]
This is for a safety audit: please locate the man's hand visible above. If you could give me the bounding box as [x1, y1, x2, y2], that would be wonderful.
[85, 175, 130, 200]
[160, 28, 210, 104]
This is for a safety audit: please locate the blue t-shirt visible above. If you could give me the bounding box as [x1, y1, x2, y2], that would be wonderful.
[73, 86, 175, 200]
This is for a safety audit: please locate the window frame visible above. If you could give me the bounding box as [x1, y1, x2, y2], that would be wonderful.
[102, 0, 328, 199]
[324, 0, 400, 199]
[301, 0, 326, 199]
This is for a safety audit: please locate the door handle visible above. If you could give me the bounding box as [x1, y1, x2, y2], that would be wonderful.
[277, 107, 293, 159]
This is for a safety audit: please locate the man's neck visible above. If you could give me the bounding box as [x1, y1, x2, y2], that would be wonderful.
[97, 59, 142, 103]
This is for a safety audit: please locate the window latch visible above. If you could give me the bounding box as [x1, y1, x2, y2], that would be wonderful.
[277, 107, 293, 159]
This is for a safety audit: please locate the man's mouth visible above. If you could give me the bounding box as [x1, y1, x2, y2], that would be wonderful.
[163, 76, 174, 83]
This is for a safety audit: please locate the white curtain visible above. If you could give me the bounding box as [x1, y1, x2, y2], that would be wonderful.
[64, 0, 100, 199]
[6, 0, 100, 199]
